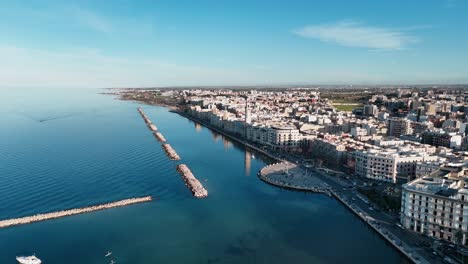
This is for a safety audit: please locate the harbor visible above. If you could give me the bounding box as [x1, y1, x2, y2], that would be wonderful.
[176, 164, 208, 198]
[0, 196, 152, 229]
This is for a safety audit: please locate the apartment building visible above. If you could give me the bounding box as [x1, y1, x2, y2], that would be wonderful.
[401, 167, 468, 245]
[355, 148, 438, 183]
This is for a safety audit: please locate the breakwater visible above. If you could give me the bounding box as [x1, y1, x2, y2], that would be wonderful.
[148, 124, 158, 131]
[0, 196, 152, 229]
[154, 132, 166, 142]
[176, 164, 208, 198]
[162, 143, 181, 160]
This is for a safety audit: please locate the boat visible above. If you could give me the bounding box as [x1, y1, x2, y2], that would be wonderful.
[105, 251, 112, 257]
[110, 260, 117, 264]
[16, 255, 42, 264]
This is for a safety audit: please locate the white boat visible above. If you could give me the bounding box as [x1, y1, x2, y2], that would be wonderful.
[105, 251, 112, 257]
[16, 255, 42, 264]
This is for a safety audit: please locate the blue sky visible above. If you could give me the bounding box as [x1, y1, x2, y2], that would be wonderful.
[0, 0, 467, 88]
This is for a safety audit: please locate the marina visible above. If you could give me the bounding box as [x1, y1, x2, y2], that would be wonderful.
[176, 164, 208, 198]
[0, 196, 152, 229]
[162, 143, 181, 160]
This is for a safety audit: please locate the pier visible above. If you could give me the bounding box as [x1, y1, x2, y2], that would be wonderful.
[176, 164, 208, 198]
[0, 196, 152, 229]
[162, 144, 181, 160]
[154, 132, 166, 142]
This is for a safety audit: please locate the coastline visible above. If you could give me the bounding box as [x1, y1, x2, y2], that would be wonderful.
[164, 106, 423, 264]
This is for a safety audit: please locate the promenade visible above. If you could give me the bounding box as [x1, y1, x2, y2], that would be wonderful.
[259, 162, 331, 195]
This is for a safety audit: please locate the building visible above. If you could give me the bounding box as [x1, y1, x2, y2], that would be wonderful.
[246, 124, 302, 150]
[387, 118, 412, 138]
[350, 127, 367, 138]
[355, 148, 438, 183]
[422, 131, 462, 149]
[310, 138, 347, 166]
[401, 166, 468, 245]
[363, 104, 379, 117]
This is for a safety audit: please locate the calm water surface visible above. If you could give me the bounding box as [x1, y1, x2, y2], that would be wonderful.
[0, 89, 407, 263]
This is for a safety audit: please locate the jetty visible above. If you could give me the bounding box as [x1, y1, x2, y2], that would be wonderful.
[162, 143, 181, 160]
[137, 107, 154, 126]
[154, 132, 166, 142]
[176, 164, 208, 198]
[0, 196, 152, 229]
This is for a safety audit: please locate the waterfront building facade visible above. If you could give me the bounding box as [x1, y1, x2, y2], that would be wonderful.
[355, 149, 438, 183]
[401, 167, 468, 245]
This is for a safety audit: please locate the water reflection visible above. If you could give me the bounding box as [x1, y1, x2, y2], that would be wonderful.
[245, 150, 251, 176]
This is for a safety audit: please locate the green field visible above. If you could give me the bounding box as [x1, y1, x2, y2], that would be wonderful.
[332, 104, 361, 111]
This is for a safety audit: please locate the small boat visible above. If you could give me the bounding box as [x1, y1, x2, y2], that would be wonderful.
[105, 251, 112, 257]
[16, 255, 42, 264]
[110, 260, 117, 264]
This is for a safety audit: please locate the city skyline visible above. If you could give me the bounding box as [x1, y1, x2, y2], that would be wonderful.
[1, 0, 467, 88]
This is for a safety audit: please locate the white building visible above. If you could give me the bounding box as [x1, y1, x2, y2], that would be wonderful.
[401, 166, 468, 245]
[355, 149, 438, 183]
[350, 127, 368, 138]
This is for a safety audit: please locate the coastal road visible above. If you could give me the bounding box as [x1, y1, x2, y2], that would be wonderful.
[310, 168, 450, 264]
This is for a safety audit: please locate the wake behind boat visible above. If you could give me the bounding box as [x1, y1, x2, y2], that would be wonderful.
[16, 255, 42, 264]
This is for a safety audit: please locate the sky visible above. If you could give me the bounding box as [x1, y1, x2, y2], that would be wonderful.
[0, 0, 467, 88]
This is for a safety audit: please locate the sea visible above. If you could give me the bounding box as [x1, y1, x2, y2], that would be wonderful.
[0, 88, 408, 263]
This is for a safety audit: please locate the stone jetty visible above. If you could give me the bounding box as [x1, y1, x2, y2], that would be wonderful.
[0, 196, 152, 229]
[176, 164, 208, 198]
[162, 144, 181, 160]
[138, 107, 154, 126]
[154, 132, 166, 142]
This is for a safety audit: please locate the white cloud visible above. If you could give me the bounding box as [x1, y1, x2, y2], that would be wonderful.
[294, 21, 417, 50]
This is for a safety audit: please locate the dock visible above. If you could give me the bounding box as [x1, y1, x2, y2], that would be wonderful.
[0, 196, 152, 229]
[176, 164, 208, 198]
[162, 143, 181, 160]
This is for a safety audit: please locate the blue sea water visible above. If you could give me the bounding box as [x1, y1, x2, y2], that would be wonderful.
[0, 89, 407, 263]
